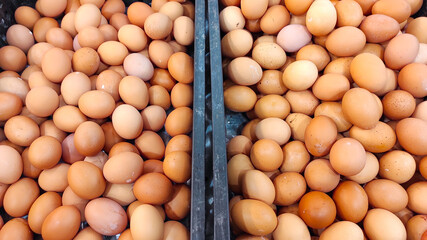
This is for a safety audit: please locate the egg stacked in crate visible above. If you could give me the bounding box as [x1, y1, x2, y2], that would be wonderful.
[0, 0, 195, 239]
[220, 0, 427, 239]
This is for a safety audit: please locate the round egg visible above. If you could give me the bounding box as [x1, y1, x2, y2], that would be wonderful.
[164, 184, 191, 220]
[28, 192, 62, 234]
[359, 14, 400, 43]
[41, 205, 81, 240]
[349, 121, 396, 153]
[135, 131, 165, 159]
[363, 208, 407, 240]
[219, 6, 246, 33]
[398, 63, 427, 98]
[85, 198, 127, 236]
[123, 53, 154, 81]
[260, 5, 290, 35]
[276, 24, 312, 53]
[329, 138, 366, 176]
[6, 24, 35, 53]
[274, 172, 306, 206]
[41, 47, 71, 83]
[130, 204, 164, 240]
[396, 118, 427, 155]
[241, 169, 275, 205]
[254, 95, 290, 119]
[0, 46, 27, 72]
[382, 90, 416, 120]
[3, 178, 39, 217]
[333, 181, 368, 223]
[407, 181, 427, 214]
[148, 40, 174, 69]
[28, 136, 61, 170]
[305, 0, 337, 36]
[14, 6, 41, 30]
[133, 172, 172, 205]
[97, 41, 128, 66]
[224, 85, 257, 112]
[0, 218, 32, 240]
[67, 161, 106, 200]
[38, 163, 70, 192]
[304, 115, 337, 157]
[325, 26, 366, 57]
[4, 116, 40, 147]
[320, 221, 364, 240]
[103, 151, 143, 184]
[280, 140, 310, 173]
[78, 90, 115, 119]
[165, 107, 193, 137]
[285, 90, 319, 116]
[255, 118, 291, 146]
[73, 121, 105, 156]
[250, 139, 283, 171]
[298, 191, 336, 229]
[240, 0, 268, 20]
[163, 151, 191, 183]
[273, 213, 310, 240]
[304, 159, 340, 192]
[112, 104, 143, 140]
[365, 179, 408, 213]
[228, 154, 255, 193]
[285, 113, 312, 142]
[168, 52, 194, 84]
[174, 16, 194, 46]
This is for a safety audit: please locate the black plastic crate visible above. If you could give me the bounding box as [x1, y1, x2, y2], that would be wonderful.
[0, 0, 206, 239]
[207, 1, 427, 239]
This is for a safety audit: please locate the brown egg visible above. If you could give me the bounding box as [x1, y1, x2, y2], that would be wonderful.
[274, 172, 306, 206]
[33, 17, 59, 43]
[102, 182, 135, 206]
[228, 154, 254, 193]
[165, 134, 192, 156]
[219, 6, 246, 33]
[256, 70, 287, 95]
[68, 161, 106, 200]
[382, 90, 416, 120]
[324, 57, 353, 81]
[99, 123, 122, 153]
[170, 83, 192, 109]
[305, 0, 337, 36]
[304, 115, 337, 157]
[350, 53, 387, 92]
[280, 141, 310, 173]
[61, 72, 91, 105]
[312, 74, 349, 101]
[227, 135, 252, 159]
[45, 27, 73, 50]
[304, 159, 340, 192]
[398, 63, 427, 98]
[284, 0, 313, 15]
[94, 70, 121, 101]
[342, 88, 381, 129]
[406, 17, 427, 44]
[163, 221, 190, 240]
[127, 1, 153, 28]
[74, 227, 103, 240]
[3, 178, 39, 217]
[333, 181, 368, 223]
[335, 0, 363, 27]
[0, 218, 32, 240]
[0, 92, 22, 121]
[41, 205, 80, 240]
[78, 90, 115, 119]
[21, 148, 42, 179]
[27, 42, 54, 67]
[134, 131, 165, 160]
[0, 71, 19, 78]
[77, 26, 104, 50]
[27, 71, 60, 94]
[108, 142, 138, 159]
[250, 139, 283, 171]
[365, 179, 408, 213]
[359, 43, 385, 60]
[296, 44, 330, 71]
[231, 199, 277, 235]
[103, 151, 143, 184]
[319, 221, 364, 240]
[241, 0, 268, 20]
[27, 136, 61, 170]
[140, 160, 162, 175]
[379, 150, 415, 184]
[419, 156, 427, 180]
[407, 181, 427, 214]
[14, 6, 40, 30]
[25, 86, 59, 117]
[163, 151, 191, 183]
[241, 169, 275, 205]
[349, 121, 396, 153]
[255, 118, 291, 146]
[101, 0, 125, 19]
[74, 3, 101, 32]
[109, 13, 130, 30]
[0, 46, 27, 72]
[372, 0, 411, 23]
[384, 33, 419, 70]
[61, 186, 88, 221]
[74, 121, 105, 156]
[396, 118, 427, 155]
[28, 192, 62, 234]
[123, 53, 154, 81]
[159, 1, 183, 21]
[130, 204, 164, 240]
[364, 208, 407, 239]
[282, 60, 318, 91]
[285, 113, 312, 142]
[97, 41, 128, 66]
[173, 16, 194, 46]
[111, 104, 143, 140]
[83, 151, 108, 170]
[41, 47, 71, 83]
[326, 26, 366, 57]
[298, 191, 336, 229]
[133, 172, 172, 205]
[168, 52, 194, 84]
[285, 90, 319, 116]
[254, 95, 290, 119]
[164, 184, 191, 220]
[260, 5, 290, 35]
[4, 116, 40, 147]
[38, 163, 70, 192]
[221, 29, 252, 59]
[406, 215, 427, 240]
[118, 76, 149, 110]
[147, 41, 173, 69]
[360, 14, 400, 43]
[6, 24, 35, 53]
[98, 24, 118, 41]
[150, 69, 176, 91]
[224, 85, 257, 112]
[61, 12, 77, 37]
[85, 198, 127, 236]
[165, 107, 193, 137]
[329, 138, 366, 176]
[148, 85, 171, 110]
[139, 105, 166, 132]
[52, 106, 87, 133]
[143, 12, 172, 40]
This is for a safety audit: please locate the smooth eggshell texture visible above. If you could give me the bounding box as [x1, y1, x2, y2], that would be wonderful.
[28, 192, 62, 234]
[350, 53, 387, 93]
[0, 218, 32, 240]
[0, 145, 23, 184]
[363, 208, 407, 240]
[304, 159, 340, 193]
[85, 198, 128, 236]
[241, 169, 275, 205]
[320, 221, 364, 240]
[342, 88, 382, 129]
[103, 152, 143, 184]
[384, 33, 419, 70]
[3, 178, 39, 218]
[407, 181, 427, 214]
[305, 0, 337, 36]
[277, 24, 312, 53]
[273, 213, 310, 240]
[67, 161, 106, 200]
[298, 191, 336, 229]
[130, 204, 164, 240]
[41, 205, 81, 240]
[329, 138, 366, 176]
[396, 118, 427, 155]
[365, 179, 408, 213]
[349, 121, 396, 153]
[325, 26, 366, 57]
[359, 14, 400, 43]
[112, 104, 143, 140]
[332, 181, 368, 223]
[304, 115, 337, 157]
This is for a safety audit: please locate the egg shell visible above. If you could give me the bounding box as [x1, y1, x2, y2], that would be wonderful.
[372, 0, 411, 23]
[306, 0, 337, 36]
[74, 4, 101, 32]
[168, 52, 194, 84]
[53, 106, 87, 132]
[28, 192, 62, 234]
[341, 87, 381, 129]
[39, 120, 66, 142]
[304, 115, 337, 157]
[0, 145, 22, 184]
[260, 5, 290, 35]
[407, 181, 427, 214]
[285, 90, 319, 116]
[254, 95, 290, 119]
[396, 118, 427, 155]
[103, 152, 143, 184]
[67, 161, 106, 200]
[163, 151, 191, 183]
[150, 69, 176, 91]
[241, 0, 268, 20]
[250, 139, 283, 172]
[298, 191, 337, 229]
[364, 208, 407, 239]
[231, 199, 277, 235]
[382, 90, 416, 120]
[280, 140, 310, 173]
[332, 181, 368, 223]
[143, 12, 172, 40]
[276, 24, 312, 53]
[97, 41, 129, 66]
[99, 24, 118, 41]
[219, 6, 245, 32]
[406, 17, 427, 44]
[28, 136, 61, 170]
[133, 172, 172, 205]
[74, 227, 103, 240]
[274, 172, 306, 206]
[221, 29, 253, 58]
[359, 14, 400, 43]
[73, 121, 105, 156]
[305, 159, 340, 192]
[84, 151, 109, 170]
[38, 163, 70, 192]
[118, 24, 147, 52]
[148, 40, 174, 69]
[325, 26, 366, 57]
[256, 70, 287, 95]
[4, 115, 40, 147]
[224, 85, 257, 112]
[164, 184, 191, 220]
[62, 186, 88, 221]
[33, 17, 59, 43]
[406, 215, 427, 240]
[41, 47, 71, 83]
[118, 76, 149, 110]
[173, 16, 194, 46]
[85, 198, 127, 236]
[103, 182, 136, 206]
[25, 86, 59, 118]
[28, 43, 54, 67]
[3, 178, 39, 217]
[14, 6, 40, 30]
[296, 44, 330, 71]
[170, 83, 193, 108]
[61, 12, 77, 37]
[284, 0, 313, 15]
[22, 148, 42, 179]
[46, 27, 73, 50]
[0, 218, 32, 240]
[165, 107, 193, 137]
[398, 63, 427, 98]
[379, 150, 415, 183]
[123, 53, 154, 81]
[335, 0, 363, 27]
[135, 131, 165, 159]
[312, 74, 349, 102]
[273, 213, 310, 240]
[163, 221, 190, 240]
[41, 205, 81, 240]
[6, 24, 35, 53]
[365, 179, 408, 213]
[319, 221, 364, 240]
[61, 134, 85, 164]
[329, 137, 366, 176]
[111, 104, 143, 140]
[140, 105, 166, 132]
[349, 121, 396, 153]
[228, 154, 255, 193]
[78, 90, 115, 119]
[350, 53, 387, 92]
[384, 33, 419, 70]
[324, 57, 353, 81]
[241, 169, 275, 205]
[130, 204, 164, 240]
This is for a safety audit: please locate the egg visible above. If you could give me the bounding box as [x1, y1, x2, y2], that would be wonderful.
[284, 0, 313, 15]
[329, 138, 366, 176]
[326, 26, 366, 57]
[298, 191, 336, 229]
[224, 85, 257, 112]
[228, 154, 255, 193]
[241, 169, 275, 205]
[372, 0, 411, 23]
[349, 121, 396, 153]
[21, 148, 42, 179]
[173, 16, 195, 46]
[219, 6, 246, 33]
[250, 139, 283, 171]
[41, 205, 81, 240]
[335, 0, 363, 27]
[78, 90, 115, 119]
[163, 221, 190, 240]
[111, 104, 143, 140]
[53, 106, 87, 132]
[84, 151, 109, 169]
[27, 192, 62, 234]
[163, 151, 191, 183]
[280, 140, 310, 173]
[3, 177, 39, 217]
[364, 208, 406, 239]
[127, 1, 153, 28]
[273, 213, 310, 240]
[396, 118, 427, 155]
[110, 13, 131, 30]
[231, 199, 277, 235]
[148, 40, 174, 69]
[341, 88, 381, 129]
[256, 70, 287, 95]
[74, 3, 101, 32]
[99, 24, 118, 41]
[144, 12, 172, 40]
[164, 184, 191, 220]
[379, 150, 415, 184]
[324, 57, 353, 81]
[320, 221, 364, 240]
[221, 29, 253, 58]
[74, 227, 103, 240]
[61, 12, 77, 37]
[67, 161, 106, 200]
[305, 0, 337, 36]
[276, 24, 312, 53]
[407, 181, 427, 214]
[28, 71, 60, 94]
[305, 159, 340, 192]
[61, 186, 88, 221]
[133, 172, 172, 205]
[227, 57, 263, 86]
[130, 204, 164, 240]
[14, 6, 40, 30]
[240, 0, 268, 20]
[254, 95, 291, 119]
[123, 53, 154, 81]
[296, 44, 330, 71]
[103, 151, 143, 184]
[406, 215, 427, 240]
[27, 136, 61, 170]
[284, 90, 319, 116]
[312, 74, 349, 102]
[365, 179, 408, 213]
[97, 41, 129, 66]
[0, 218, 32, 240]
[382, 90, 416, 120]
[168, 52, 194, 84]
[27, 42, 54, 67]
[420, 156, 427, 179]
[117, 24, 147, 52]
[304, 115, 337, 157]
[274, 172, 306, 206]
[73, 121, 105, 156]
[84, 198, 127, 236]
[46, 27, 73, 50]
[165, 107, 193, 137]
[0, 46, 27, 72]
[384, 33, 419, 70]
[0, 92, 22, 122]
[406, 17, 427, 43]
[4, 116, 40, 147]
[398, 63, 427, 98]
[135, 131, 165, 159]
[33, 17, 59, 43]
[6, 24, 35, 53]
[38, 163, 70, 192]
[260, 5, 290, 35]
[359, 14, 400, 43]
[150, 69, 176, 91]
